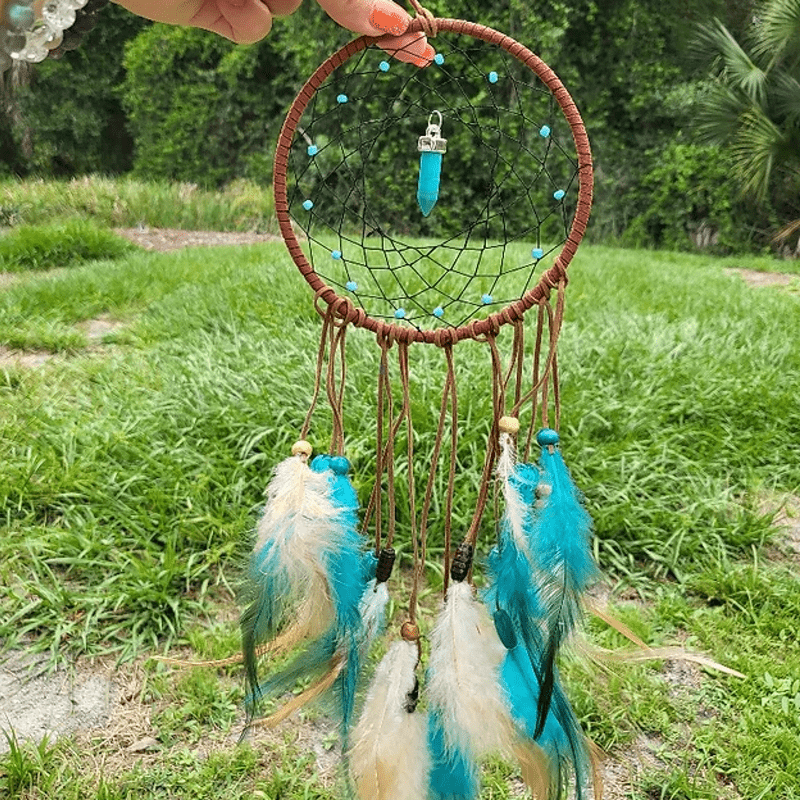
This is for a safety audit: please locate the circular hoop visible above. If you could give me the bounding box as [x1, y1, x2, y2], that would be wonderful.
[274, 18, 593, 345]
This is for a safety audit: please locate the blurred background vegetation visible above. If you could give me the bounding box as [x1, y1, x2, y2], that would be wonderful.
[0, 0, 798, 256]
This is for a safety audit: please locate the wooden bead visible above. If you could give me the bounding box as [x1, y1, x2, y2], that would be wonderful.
[498, 415, 520, 435]
[401, 621, 420, 642]
[291, 440, 313, 458]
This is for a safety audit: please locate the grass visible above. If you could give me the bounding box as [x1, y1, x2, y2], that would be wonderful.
[0, 207, 799, 798]
[0, 219, 137, 273]
[0, 176, 276, 232]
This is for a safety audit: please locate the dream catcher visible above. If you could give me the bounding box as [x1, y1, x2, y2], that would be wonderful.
[242, 10, 601, 800]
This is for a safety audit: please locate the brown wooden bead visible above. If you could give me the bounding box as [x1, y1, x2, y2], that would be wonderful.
[401, 621, 420, 641]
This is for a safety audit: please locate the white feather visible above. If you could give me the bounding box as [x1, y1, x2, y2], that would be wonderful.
[359, 579, 390, 648]
[497, 432, 531, 555]
[252, 455, 339, 634]
[349, 640, 429, 800]
[427, 581, 513, 758]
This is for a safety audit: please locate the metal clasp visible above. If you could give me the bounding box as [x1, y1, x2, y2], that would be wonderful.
[418, 110, 447, 154]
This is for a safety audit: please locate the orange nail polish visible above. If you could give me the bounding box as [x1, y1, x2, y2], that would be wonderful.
[370, 2, 407, 36]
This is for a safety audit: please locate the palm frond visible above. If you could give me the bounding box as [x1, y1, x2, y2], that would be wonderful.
[694, 82, 748, 144]
[771, 217, 800, 244]
[774, 70, 800, 127]
[731, 108, 785, 200]
[694, 19, 768, 105]
[753, 0, 800, 69]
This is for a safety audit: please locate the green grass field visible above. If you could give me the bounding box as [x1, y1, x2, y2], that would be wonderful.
[1, 199, 799, 798]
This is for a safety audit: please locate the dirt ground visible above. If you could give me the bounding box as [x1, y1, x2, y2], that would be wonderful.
[113, 227, 282, 252]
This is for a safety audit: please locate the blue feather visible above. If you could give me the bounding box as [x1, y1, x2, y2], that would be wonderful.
[529, 429, 599, 736]
[500, 645, 592, 799]
[427, 712, 479, 800]
[310, 454, 367, 739]
[486, 430, 598, 798]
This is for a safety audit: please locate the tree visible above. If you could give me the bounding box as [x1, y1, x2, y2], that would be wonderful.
[694, 0, 800, 249]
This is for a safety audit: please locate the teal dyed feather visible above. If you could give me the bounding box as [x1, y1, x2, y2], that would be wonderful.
[500, 645, 593, 799]
[241, 454, 338, 712]
[530, 429, 599, 736]
[427, 713, 479, 800]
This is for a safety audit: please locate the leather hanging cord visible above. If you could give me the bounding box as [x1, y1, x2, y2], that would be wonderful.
[441, 344, 458, 595]
[419, 343, 457, 598]
[465, 333, 504, 550]
[398, 342, 423, 624]
[327, 321, 348, 456]
[301, 303, 335, 441]
[407, 0, 438, 36]
[523, 302, 545, 462]
[372, 337, 391, 553]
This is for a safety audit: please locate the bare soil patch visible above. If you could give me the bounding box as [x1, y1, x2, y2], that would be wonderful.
[114, 228, 282, 253]
[761, 493, 800, 560]
[726, 267, 797, 288]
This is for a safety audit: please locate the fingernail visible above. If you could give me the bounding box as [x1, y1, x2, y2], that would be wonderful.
[411, 44, 436, 68]
[370, 0, 409, 36]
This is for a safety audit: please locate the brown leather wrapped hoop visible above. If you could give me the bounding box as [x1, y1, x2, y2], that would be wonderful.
[273, 18, 593, 345]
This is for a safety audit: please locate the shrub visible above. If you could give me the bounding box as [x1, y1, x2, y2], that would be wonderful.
[621, 140, 761, 253]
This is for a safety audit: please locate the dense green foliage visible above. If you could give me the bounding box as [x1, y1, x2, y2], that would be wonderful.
[0, 5, 147, 176]
[122, 25, 295, 185]
[1, 0, 794, 253]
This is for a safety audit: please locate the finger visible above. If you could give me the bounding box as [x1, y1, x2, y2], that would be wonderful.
[190, 0, 273, 43]
[376, 30, 434, 67]
[316, 0, 409, 38]
[263, 0, 303, 16]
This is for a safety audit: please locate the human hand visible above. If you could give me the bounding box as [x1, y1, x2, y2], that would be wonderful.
[112, 0, 433, 66]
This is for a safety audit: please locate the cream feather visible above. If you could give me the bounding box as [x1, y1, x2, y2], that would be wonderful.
[349, 640, 429, 800]
[427, 581, 514, 758]
[359, 579, 390, 647]
[250, 455, 339, 636]
[497, 431, 532, 555]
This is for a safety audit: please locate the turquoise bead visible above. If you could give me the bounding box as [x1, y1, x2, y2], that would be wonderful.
[433, 306, 444, 318]
[394, 308, 406, 319]
[345, 280, 358, 292]
[307, 144, 318, 156]
[328, 456, 350, 475]
[539, 125, 551, 138]
[379, 60, 390, 72]
[553, 189, 566, 200]
[8, 3, 35, 29]
[434, 53, 444, 65]
[532, 248, 544, 259]
[337, 94, 348, 104]
[488, 71, 499, 83]
[332, 250, 342, 260]
[310, 454, 331, 472]
[302, 200, 313, 211]
[536, 428, 560, 446]
[481, 293, 493, 305]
